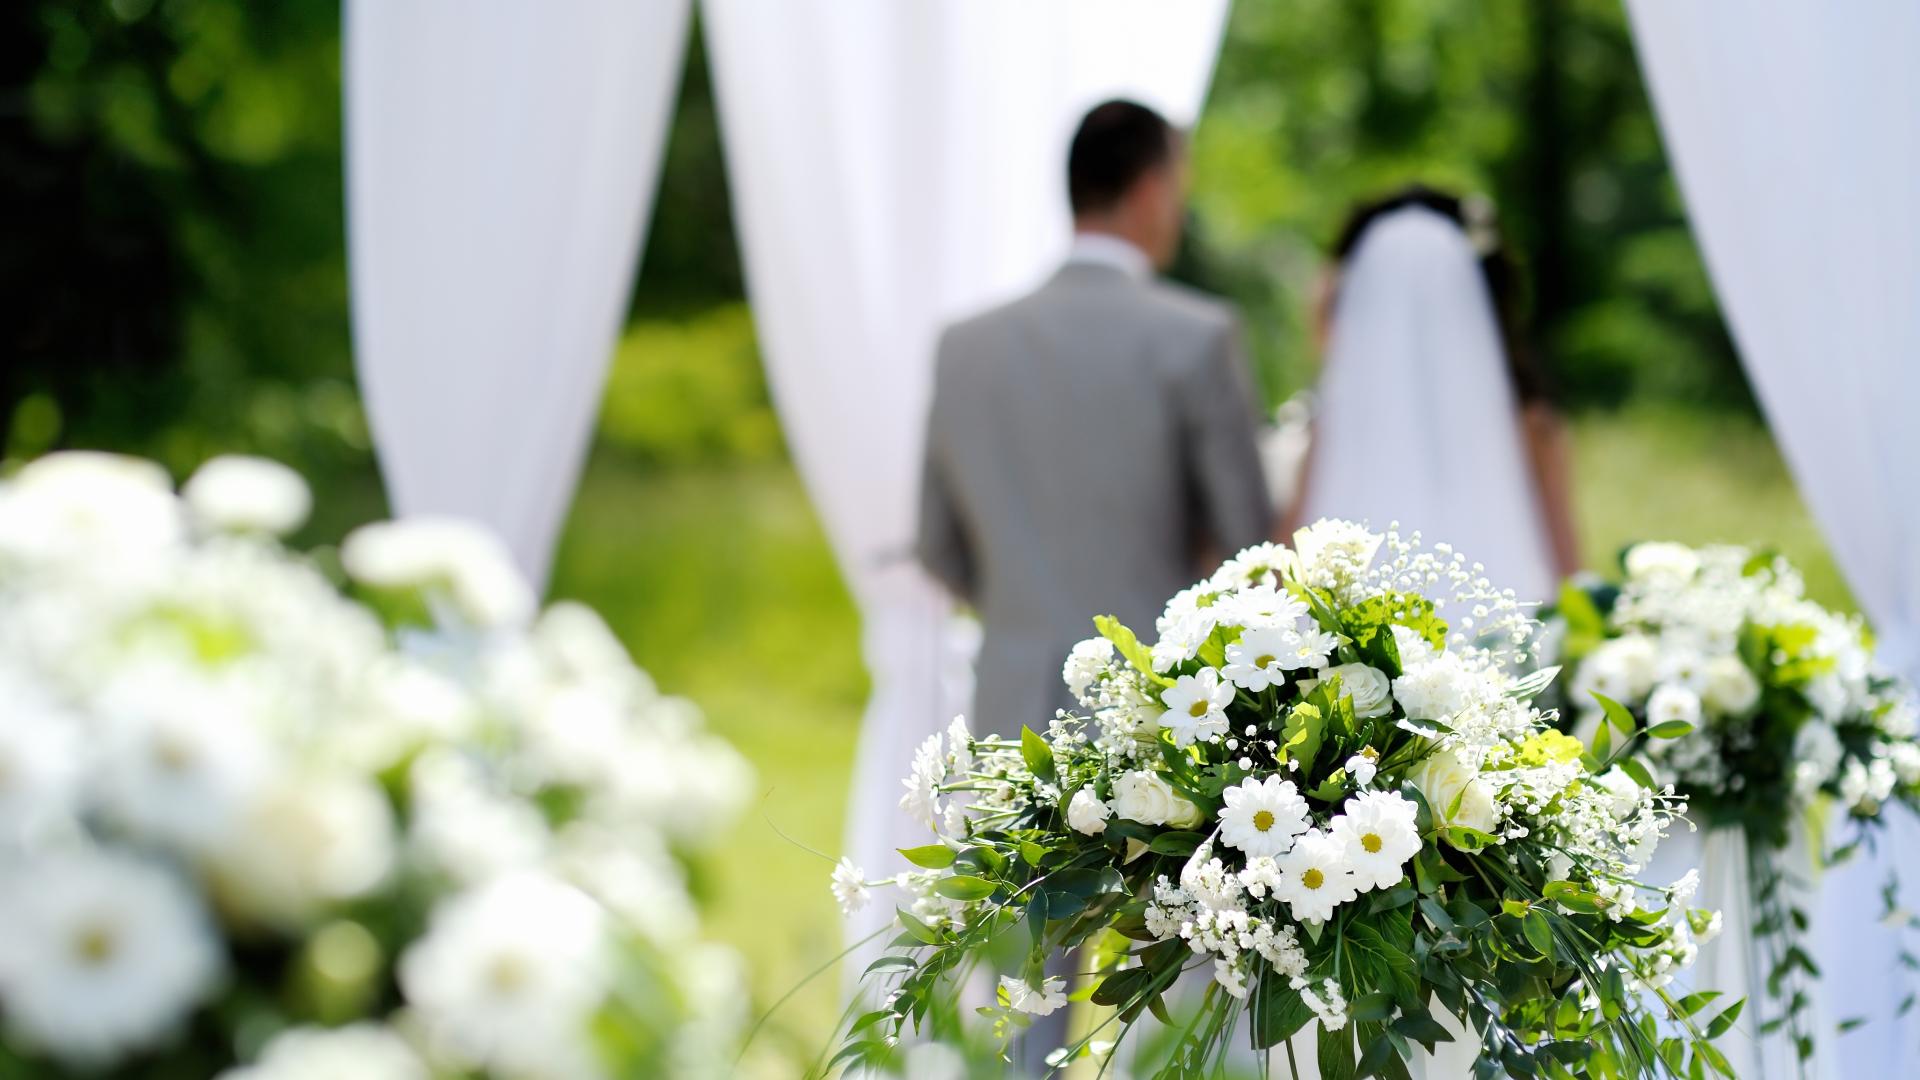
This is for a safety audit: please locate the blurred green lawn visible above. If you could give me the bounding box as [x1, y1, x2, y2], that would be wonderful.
[524, 405, 1851, 1060]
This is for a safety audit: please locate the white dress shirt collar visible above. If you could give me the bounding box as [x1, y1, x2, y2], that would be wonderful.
[1065, 231, 1153, 281]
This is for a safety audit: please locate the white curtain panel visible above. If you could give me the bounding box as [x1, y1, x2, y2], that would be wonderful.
[700, 0, 1230, 959]
[1625, 3, 1920, 1074]
[346, 0, 692, 587]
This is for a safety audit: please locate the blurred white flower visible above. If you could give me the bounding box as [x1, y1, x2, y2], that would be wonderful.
[408, 751, 549, 884]
[0, 669, 82, 846]
[1001, 974, 1068, 1016]
[341, 518, 534, 630]
[93, 670, 275, 853]
[0, 451, 185, 566]
[550, 823, 696, 944]
[1647, 684, 1702, 730]
[212, 773, 396, 927]
[1699, 655, 1760, 715]
[0, 849, 221, 1066]
[218, 1023, 427, 1080]
[400, 873, 610, 1078]
[831, 857, 871, 915]
[1624, 542, 1701, 583]
[182, 456, 312, 537]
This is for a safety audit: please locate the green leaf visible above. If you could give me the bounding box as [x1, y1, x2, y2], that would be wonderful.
[1507, 664, 1561, 701]
[1026, 891, 1049, 948]
[1442, 825, 1499, 852]
[1592, 691, 1638, 737]
[1618, 757, 1656, 789]
[1586, 713, 1613, 762]
[933, 875, 996, 901]
[1351, 991, 1396, 1023]
[897, 844, 955, 869]
[1147, 830, 1204, 855]
[1318, 1021, 1358, 1080]
[1020, 726, 1056, 781]
[1252, 977, 1315, 1048]
[895, 907, 941, 944]
[1094, 614, 1169, 685]
[1522, 909, 1556, 958]
[1705, 997, 1745, 1039]
[1647, 719, 1695, 739]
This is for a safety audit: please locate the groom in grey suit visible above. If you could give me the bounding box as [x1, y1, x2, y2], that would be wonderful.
[916, 100, 1273, 742]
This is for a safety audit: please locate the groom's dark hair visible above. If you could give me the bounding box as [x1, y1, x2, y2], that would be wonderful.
[1068, 100, 1177, 216]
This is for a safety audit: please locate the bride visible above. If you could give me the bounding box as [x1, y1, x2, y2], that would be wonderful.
[1289, 187, 1578, 605]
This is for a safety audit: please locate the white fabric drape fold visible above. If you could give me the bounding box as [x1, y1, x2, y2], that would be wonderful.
[699, 0, 1230, 960]
[345, 0, 692, 587]
[1625, 4, 1920, 1075]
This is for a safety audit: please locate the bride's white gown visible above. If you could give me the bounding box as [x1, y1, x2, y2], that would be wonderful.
[1298, 206, 1554, 607]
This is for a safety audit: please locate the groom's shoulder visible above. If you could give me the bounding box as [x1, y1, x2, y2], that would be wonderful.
[1138, 278, 1237, 335]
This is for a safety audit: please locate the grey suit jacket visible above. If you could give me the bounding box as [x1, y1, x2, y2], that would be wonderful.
[916, 262, 1273, 738]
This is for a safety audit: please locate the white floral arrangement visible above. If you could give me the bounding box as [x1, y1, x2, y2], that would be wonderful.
[0, 452, 752, 1079]
[1553, 540, 1920, 1062]
[834, 522, 1736, 1079]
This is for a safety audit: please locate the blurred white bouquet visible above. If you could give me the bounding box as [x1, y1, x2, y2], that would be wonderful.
[0, 452, 753, 1078]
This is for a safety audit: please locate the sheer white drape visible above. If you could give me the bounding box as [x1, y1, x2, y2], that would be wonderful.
[346, 0, 691, 587]
[700, 0, 1230, 958]
[1626, 4, 1920, 1074]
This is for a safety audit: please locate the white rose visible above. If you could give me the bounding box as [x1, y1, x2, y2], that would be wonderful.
[1409, 748, 1498, 836]
[1112, 770, 1177, 826]
[1165, 795, 1204, 830]
[1624, 542, 1701, 582]
[1066, 787, 1113, 835]
[1699, 656, 1760, 715]
[1324, 663, 1393, 718]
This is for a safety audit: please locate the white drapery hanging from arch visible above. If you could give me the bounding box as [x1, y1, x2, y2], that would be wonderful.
[700, 0, 1231, 958]
[1625, 4, 1920, 1075]
[345, 0, 692, 588]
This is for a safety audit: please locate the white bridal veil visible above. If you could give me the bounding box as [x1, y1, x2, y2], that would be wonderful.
[1303, 206, 1554, 605]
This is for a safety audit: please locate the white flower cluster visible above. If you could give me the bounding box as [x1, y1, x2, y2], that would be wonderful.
[0, 452, 751, 1077]
[1582, 541, 1916, 815]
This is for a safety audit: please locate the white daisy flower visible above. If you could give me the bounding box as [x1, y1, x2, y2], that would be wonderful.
[1272, 829, 1360, 923]
[1328, 791, 1421, 892]
[1217, 776, 1309, 858]
[1221, 585, 1307, 630]
[1000, 974, 1068, 1016]
[1159, 668, 1234, 747]
[1221, 627, 1293, 692]
[1283, 626, 1340, 670]
[0, 848, 222, 1068]
[1151, 613, 1214, 673]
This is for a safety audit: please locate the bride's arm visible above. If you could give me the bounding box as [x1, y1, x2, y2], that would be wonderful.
[1520, 401, 1581, 579]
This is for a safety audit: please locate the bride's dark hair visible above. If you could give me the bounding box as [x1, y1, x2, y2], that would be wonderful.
[1330, 184, 1552, 405]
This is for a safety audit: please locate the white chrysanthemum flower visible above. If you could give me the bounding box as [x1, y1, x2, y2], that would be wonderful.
[1272, 830, 1359, 923]
[1391, 652, 1475, 724]
[218, 1023, 427, 1080]
[900, 731, 947, 829]
[0, 451, 186, 566]
[1001, 974, 1068, 1016]
[408, 751, 549, 883]
[1062, 637, 1115, 699]
[212, 773, 396, 927]
[0, 671, 82, 845]
[1158, 668, 1234, 747]
[1328, 791, 1421, 891]
[0, 849, 222, 1067]
[1344, 748, 1379, 788]
[340, 517, 535, 629]
[1285, 626, 1340, 670]
[1066, 787, 1112, 835]
[399, 873, 610, 1077]
[1217, 776, 1309, 858]
[831, 858, 871, 915]
[1210, 542, 1297, 590]
[93, 670, 276, 854]
[1221, 627, 1293, 692]
[182, 455, 312, 537]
